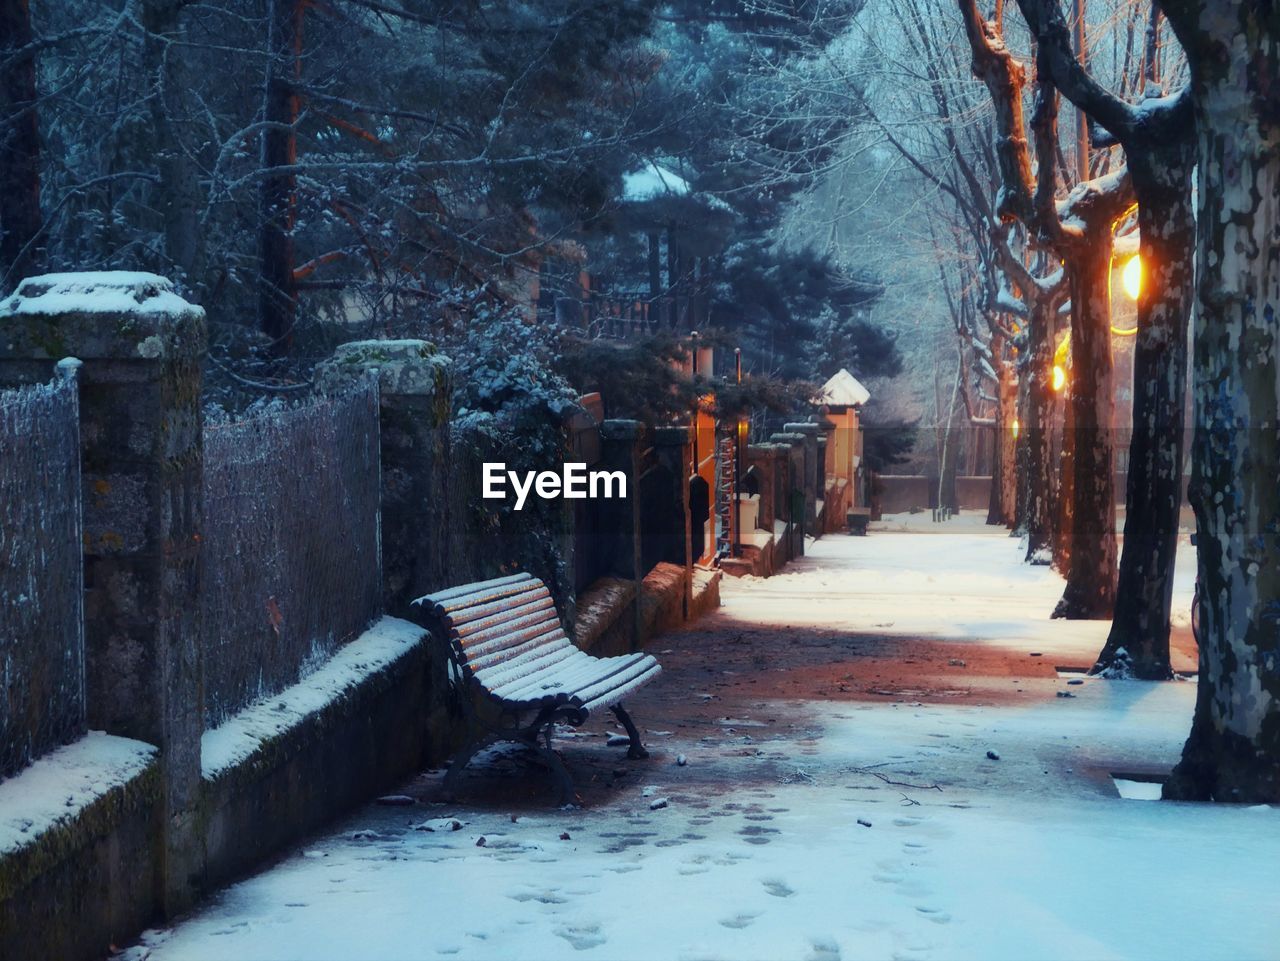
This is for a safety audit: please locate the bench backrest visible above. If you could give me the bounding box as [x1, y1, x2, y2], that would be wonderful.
[412, 573, 565, 683]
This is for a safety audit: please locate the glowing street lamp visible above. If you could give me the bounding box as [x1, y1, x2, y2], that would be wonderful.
[1011, 417, 1020, 439]
[1122, 254, 1142, 301]
[1051, 332, 1070, 392]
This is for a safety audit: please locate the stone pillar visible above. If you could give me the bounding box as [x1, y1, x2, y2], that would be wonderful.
[653, 425, 693, 612]
[600, 419, 643, 649]
[770, 433, 807, 558]
[746, 444, 779, 531]
[0, 272, 205, 914]
[785, 422, 822, 535]
[315, 340, 452, 614]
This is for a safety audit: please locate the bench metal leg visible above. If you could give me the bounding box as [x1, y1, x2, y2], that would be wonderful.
[441, 702, 586, 804]
[529, 742, 578, 806]
[442, 733, 500, 801]
[610, 703, 649, 759]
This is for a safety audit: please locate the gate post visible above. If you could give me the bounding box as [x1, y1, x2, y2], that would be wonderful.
[315, 340, 452, 612]
[653, 424, 693, 612]
[599, 419, 644, 649]
[0, 272, 206, 915]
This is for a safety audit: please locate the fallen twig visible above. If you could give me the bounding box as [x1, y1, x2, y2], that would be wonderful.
[848, 766, 943, 792]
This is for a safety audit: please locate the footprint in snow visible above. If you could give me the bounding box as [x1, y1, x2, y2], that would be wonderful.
[555, 923, 608, 951]
[762, 878, 796, 898]
[915, 907, 952, 924]
[807, 937, 842, 961]
[719, 912, 762, 929]
[508, 890, 567, 904]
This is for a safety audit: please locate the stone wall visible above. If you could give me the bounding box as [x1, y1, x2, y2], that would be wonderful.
[0, 277, 455, 961]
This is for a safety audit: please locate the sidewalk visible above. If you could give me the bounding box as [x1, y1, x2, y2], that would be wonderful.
[119, 516, 1278, 961]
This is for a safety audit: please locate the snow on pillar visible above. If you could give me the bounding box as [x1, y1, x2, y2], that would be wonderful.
[0, 271, 206, 915]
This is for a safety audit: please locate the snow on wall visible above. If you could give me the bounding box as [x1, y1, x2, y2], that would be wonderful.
[200, 616, 423, 780]
[200, 379, 383, 728]
[0, 375, 85, 781]
[0, 732, 154, 857]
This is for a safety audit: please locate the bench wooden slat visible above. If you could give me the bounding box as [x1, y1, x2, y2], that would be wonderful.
[494, 652, 647, 703]
[487, 655, 599, 702]
[473, 643, 585, 691]
[456, 607, 560, 650]
[435, 578, 541, 612]
[580, 662, 662, 712]
[445, 585, 552, 627]
[488, 670, 592, 710]
[419, 572, 532, 606]
[488, 651, 615, 702]
[449, 596, 556, 638]
[465, 624, 565, 670]
[565, 654, 657, 703]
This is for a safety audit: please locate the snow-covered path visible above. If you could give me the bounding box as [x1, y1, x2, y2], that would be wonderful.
[122, 518, 1279, 961]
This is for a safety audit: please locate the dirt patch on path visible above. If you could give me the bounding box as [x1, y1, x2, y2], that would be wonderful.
[411, 611, 1138, 810]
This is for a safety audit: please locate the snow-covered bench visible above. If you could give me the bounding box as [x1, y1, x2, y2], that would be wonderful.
[413, 573, 661, 804]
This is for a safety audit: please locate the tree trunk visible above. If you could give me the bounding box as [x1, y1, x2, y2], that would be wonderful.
[1054, 240, 1117, 618]
[1054, 353, 1074, 571]
[1164, 5, 1280, 801]
[648, 231, 661, 301]
[986, 420, 1003, 525]
[1023, 300, 1056, 562]
[0, 0, 42, 287]
[998, 355, 1018, 526]
[143, 0, 203, 291]
[1093, 146, 1194, 677]
[258, 0, 302, 356]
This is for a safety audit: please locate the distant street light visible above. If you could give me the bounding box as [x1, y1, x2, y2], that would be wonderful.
[1012, 417, 1020, 439]
[1122, 255, 1142, 301]
[1052, 365, 1067, 392]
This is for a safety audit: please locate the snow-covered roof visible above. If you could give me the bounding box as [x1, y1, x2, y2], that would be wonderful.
[622, 161, 692, 202]
[817, 368, 870, 407]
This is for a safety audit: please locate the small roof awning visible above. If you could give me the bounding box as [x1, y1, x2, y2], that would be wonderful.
[622, 161, 691, 202]
[817, 368, 871, 407]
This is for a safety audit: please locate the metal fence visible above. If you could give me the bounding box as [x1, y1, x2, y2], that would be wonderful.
[201, 379, 382, 728]
[0, 371, 85, 781]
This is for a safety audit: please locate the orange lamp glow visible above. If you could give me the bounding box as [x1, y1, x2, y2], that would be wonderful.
[1122, 255, 1142, 301]
[1011, 418, 1020, 439]
[1052, 365, 1066, 391]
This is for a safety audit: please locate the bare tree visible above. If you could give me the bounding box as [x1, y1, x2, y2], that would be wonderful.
[1016, 0, 1194, 679]
[257, 0, 302, 357]
[1157, 0, 1280, 803]
[958, 0, 1133, 609]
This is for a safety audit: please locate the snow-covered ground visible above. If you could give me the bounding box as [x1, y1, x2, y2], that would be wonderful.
[120, 518, 1279, 961]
